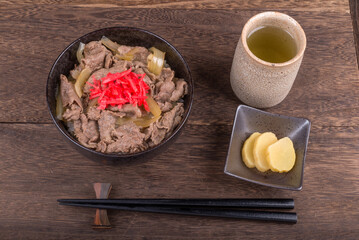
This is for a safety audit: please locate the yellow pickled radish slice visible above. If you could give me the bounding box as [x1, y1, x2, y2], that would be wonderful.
[242, 132, 261, 168]
[266, 137, 296, 173]
[253, 132, 278, 172]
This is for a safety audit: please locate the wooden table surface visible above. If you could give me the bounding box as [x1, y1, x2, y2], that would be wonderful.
[1, 0, 359, 239]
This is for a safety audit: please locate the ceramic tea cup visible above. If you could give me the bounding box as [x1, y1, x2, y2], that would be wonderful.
[230, 12, 306, 108]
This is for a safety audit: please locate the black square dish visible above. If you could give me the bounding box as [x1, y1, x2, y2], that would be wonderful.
[224, 105, 311, 190]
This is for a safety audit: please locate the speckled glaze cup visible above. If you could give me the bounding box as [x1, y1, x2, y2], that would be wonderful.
[230, 12, 306, 108]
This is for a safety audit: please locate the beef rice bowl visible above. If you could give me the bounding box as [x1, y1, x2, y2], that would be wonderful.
[55, 36, 189, 154]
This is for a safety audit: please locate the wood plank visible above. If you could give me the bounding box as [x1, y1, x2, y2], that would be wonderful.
[0, 7, 358, 127]
[0, 0, 350, 12]
[0, 123, 358, 239]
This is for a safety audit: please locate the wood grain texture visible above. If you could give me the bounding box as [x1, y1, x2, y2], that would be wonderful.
[0, 124, 358, 239]
[93, 183, 112, 228]
[0, 0, 350, 12]
[0, 0, 358, 239]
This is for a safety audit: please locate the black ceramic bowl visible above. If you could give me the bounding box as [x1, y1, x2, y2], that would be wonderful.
[46, 27, 193, 161]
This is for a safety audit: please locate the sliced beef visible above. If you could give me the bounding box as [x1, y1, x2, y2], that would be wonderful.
[90, 68, 111, 80]
[111, 56, 133, 68]
[117, 104, 142, 118]
[153, 70, 187, 112]
[143, 67, 158, 82]
[149, 123, 167, 146]
[133, 60, 146, 69]
[107, 122, 146, 153]
[60, 74, 82, 108]
[148, 84, 156, 97]
[147, 103, 184, 146]
[82, 41, 111, 71]
[60, 74, 83, 121]
[72, 114, 99, 148]
[81, 114, 99, 144]
[86, 106, 101, 121]
[159, 68, 174, 82]
[157, 103, 184, 132]
[73, 119, 88, 146]
[63, 104, 82, 121]
[133, 47, 150, 64]
[86, 106, 101, 120]
[154, 79, 175, 103]
[170, 79, 188, 102]
[96, 140, 107, 153]
[111, 55, 120, 65]
[111, 122, 142, 139]
[104, 53, 113, 69]
[98, 110, 117, 144]
[111, 59, 130, 73]
[158, 101, 173, 112]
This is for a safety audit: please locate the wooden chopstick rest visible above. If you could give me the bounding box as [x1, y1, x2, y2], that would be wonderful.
[92, 183, 112, 229]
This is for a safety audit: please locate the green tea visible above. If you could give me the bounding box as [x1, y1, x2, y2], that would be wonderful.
[247, 26, 297, 63]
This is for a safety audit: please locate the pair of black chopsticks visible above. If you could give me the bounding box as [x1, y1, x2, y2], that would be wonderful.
[57, 198, 297, 223]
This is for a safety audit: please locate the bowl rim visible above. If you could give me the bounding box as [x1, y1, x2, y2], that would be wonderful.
[46, 26, 193, 159]
[224, 104, 311, 190]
